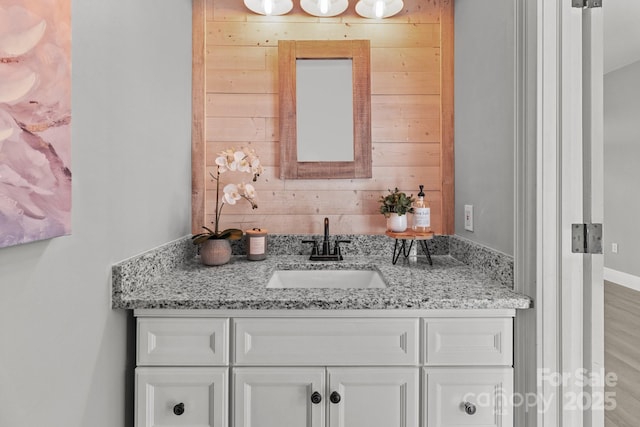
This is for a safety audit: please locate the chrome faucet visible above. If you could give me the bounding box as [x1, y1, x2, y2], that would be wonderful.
[303, 217, 351, 261]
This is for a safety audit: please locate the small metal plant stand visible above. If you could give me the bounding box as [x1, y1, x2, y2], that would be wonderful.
[385, 230, 434, 265]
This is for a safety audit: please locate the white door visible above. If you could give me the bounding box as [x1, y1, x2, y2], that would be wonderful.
[327, 367, 419, 427]
[536, 1, 604, 426]
[233, 367, 325, 427]
[135, 367, 228, 427]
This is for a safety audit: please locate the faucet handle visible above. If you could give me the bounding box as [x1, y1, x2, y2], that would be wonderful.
[302, 240, 319, 255]
[333, 240, 351, 259]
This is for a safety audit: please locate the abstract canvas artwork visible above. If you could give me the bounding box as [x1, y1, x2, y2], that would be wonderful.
[0, 0, 71, 248]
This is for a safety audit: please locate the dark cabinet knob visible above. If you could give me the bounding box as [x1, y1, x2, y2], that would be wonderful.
[464, 402, 477, 415]
[329, 391, 341, 404]
[173, 402, 185, 416]
[310, 391, 322, 404]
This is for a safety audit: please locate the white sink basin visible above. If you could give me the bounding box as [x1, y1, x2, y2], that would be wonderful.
[266, 269, 387, 289]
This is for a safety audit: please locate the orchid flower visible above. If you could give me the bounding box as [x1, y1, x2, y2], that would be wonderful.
[195, 146, 263, 242]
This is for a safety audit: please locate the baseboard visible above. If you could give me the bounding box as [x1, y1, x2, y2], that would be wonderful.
[604, 268, 640, 293]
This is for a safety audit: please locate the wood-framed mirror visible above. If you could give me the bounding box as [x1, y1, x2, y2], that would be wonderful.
[279, 40, 372, 179]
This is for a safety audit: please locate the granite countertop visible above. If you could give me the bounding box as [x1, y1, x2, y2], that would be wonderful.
[113, 245, 532, 310]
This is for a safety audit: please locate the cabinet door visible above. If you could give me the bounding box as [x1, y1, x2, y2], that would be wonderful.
[135, 367, 228, 427]
[233, 367, 325, 427]
[423, 367, 513, 427]
[327, 367, 419, 427]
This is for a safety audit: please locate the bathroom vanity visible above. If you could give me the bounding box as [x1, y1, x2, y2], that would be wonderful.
[134, 309, 514, 427]
[113, 236, 530, 427]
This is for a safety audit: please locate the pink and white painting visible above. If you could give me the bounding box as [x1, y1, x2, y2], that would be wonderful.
[0, 0, 71, 248]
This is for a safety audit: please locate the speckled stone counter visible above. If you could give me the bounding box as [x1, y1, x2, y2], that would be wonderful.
[112, 235, 531, 310]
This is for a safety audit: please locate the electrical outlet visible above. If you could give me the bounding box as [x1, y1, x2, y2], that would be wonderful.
[612, 243, 618, 254]
[464, 204, 474, 231]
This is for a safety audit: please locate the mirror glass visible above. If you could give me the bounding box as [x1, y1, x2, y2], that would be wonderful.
[279, 40, 371, 180]
[296, 58, 354, 162]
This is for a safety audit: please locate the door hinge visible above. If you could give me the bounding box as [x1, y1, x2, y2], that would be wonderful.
[572, 223, 603, 254]
[572, 0, 602, 8]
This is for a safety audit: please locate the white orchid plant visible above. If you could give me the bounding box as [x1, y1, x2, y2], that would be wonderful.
[192, 147, 264, 244]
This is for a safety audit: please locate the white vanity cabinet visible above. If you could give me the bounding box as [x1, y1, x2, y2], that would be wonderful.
[133, 310, 515, 427]
[232, 317, 420, 427]
[135, 318, 229, 427]
[233, 367, 418, 427]
[421, 318, 514, 427]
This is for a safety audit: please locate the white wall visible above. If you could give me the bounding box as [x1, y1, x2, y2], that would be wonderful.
[0, 1, 192, 426]
[454, 0, 515, 255]
[603, 59, 640, 278]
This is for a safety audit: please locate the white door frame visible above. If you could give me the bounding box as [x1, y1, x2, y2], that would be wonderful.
[580, 6, 604, 427]
[528, 1, 605, 427]
[536, 1, 566, 424]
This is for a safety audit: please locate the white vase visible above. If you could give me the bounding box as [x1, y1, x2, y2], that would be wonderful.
[200, 239, 232, 266]
[386, 213, 407, 232]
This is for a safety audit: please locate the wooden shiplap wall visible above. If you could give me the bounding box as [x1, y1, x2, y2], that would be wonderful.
[192, 0, 453, 235]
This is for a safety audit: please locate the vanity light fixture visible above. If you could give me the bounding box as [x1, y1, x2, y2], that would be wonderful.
[300, 0, 349, 17]
[243, 0, 294, 16]
[243, 0, 403, 18]
[355, 0, 404, 18]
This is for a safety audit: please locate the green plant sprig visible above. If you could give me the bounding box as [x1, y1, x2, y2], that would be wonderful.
[191, 226, 243, 245]
[378, 187, 415, 217]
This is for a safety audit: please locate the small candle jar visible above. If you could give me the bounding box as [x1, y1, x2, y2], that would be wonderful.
[246, 228, 267, 261]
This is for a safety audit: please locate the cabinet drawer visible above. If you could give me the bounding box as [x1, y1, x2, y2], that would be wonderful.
[234, 318, 419, 366]
[423, 367, 513, 427]
[137, 318, 228, 366]
[422, 318, 512, 366]
[135, 367, 228, 427]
